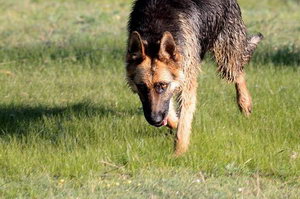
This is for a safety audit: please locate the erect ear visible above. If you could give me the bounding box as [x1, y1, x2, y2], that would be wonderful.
[159, 31, 179, 61]
[127, 31, 146, 62]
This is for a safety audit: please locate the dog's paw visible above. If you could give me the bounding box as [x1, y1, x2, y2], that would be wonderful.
[238, 95, 252, 116]
[174, 141, 189, 157]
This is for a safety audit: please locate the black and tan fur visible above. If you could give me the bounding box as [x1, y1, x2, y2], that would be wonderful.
[126, 0, 263, 155]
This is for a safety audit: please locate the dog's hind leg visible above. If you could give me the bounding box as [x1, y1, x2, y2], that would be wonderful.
[212, 21, 263, 115]
[235, 34, 263, 115]
[235, 72, 252, 115]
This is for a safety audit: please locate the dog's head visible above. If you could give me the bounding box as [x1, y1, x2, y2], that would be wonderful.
[126, 31, 183, 127]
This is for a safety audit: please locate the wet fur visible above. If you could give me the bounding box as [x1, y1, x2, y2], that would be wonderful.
[126, 0, 263, 155]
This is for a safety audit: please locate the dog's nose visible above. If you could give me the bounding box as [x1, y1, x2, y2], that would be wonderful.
[150, 112, 165, 126]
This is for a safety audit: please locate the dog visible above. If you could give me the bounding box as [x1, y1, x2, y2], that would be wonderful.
[125, 0, 263, 156]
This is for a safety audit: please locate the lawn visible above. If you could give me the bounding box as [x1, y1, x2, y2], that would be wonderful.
[0, 0, 299, 198]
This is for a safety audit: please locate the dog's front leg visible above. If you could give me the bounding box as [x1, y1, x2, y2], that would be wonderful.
[167, 99, 178, 129]
[175, 78, 198, 156]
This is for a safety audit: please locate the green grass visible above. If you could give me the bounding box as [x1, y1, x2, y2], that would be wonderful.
[0, 0, 299, 198]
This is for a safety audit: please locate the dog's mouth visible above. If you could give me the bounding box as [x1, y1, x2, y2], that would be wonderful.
[152, 117, 168, 127]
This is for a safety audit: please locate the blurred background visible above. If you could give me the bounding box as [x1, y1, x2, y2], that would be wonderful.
[0, 0, 299, 68]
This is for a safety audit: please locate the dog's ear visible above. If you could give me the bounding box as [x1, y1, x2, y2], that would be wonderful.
[159, 31, 179, 61]
[127, 31, 145, 62]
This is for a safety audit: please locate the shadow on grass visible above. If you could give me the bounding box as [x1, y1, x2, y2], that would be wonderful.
[252, 44, 300, 67]
[0, 101, 142, 139]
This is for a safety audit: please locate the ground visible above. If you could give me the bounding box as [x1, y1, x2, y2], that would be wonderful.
[0, 0, 299, 198]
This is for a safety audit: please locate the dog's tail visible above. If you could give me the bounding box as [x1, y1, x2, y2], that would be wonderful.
[243, 33, 264, 65]
[249, 33, 264, 45]
[247, 33, 264, 55]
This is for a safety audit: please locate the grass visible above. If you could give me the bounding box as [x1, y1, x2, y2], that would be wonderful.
[0, 0, 299, 198]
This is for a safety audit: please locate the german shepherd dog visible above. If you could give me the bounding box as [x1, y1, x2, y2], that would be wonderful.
[126, 0, 263, 155]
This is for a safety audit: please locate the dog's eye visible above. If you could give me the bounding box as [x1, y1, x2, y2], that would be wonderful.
[154, 83, 168, 94]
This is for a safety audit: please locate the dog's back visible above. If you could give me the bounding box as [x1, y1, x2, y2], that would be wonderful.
[129, 0, 243, 60]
